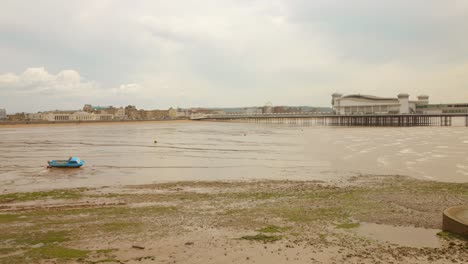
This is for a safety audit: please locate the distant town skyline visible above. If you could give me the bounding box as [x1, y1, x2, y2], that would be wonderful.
[1, 1, 468, 113]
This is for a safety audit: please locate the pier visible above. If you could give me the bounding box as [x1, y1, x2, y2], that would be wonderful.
[191, 113, 468, 127]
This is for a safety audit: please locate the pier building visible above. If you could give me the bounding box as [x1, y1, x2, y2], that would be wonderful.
[332, 93, 468, 115]
[417, 103, 468, 114]
[331, 93, 428, 115]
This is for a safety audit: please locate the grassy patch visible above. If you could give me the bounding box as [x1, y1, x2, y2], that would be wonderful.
[102, 222, 140, 233]
[275, 207, 348, 223]
[0, 247, 17, 255]
[437, 231, 468, 241]
[13, 231, 70, 246]
[240, 234, 281, 243]
[0, 214, 21, 223]
[221, 208, 247, 215]
[154, 181, 236, 189]
[0, 255, 29, 264]
[92, 258, 121, 263]
[29, 245, 88, 259]
[229, 192, 283, 200]
[256, 225, 290, 233]
[0, 190, 83, 203]
[95, 248, 117, 254]
[92, 205, 177, 217]
[336, 222, 360, 229]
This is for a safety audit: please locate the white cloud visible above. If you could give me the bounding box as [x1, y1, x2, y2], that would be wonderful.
[0, 67, 97, 95]
[113, 83, 141, 95]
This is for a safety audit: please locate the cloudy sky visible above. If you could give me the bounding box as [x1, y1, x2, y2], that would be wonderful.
[1, 0, 468, 113]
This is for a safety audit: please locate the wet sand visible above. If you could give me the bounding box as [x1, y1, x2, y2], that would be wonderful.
[2, 122, 468, 195]
[1, 175, 467, 263]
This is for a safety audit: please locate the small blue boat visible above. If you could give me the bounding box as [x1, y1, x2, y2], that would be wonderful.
[48, 157, 85, 168]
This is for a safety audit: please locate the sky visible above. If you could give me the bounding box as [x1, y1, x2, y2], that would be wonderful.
[1, 0, 468, 113]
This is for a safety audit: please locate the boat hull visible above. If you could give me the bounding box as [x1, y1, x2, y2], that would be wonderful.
[48, 164, 84, 168]
[47, 158, 85, 168]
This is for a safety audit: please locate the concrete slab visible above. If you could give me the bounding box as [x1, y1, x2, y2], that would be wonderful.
[443, 205, 468, 238]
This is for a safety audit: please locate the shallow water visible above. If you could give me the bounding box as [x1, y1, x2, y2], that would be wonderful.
[0, 121, 467, 192]
[355, 223, 441, 248]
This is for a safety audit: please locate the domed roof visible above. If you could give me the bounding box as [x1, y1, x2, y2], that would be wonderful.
[342, 94, 397, 101]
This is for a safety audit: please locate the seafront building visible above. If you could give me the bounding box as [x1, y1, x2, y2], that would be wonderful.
[23, 105, 177, 121]
[0, 108, 6, 119]
[25, 111, 114, 121]
[176, 108, 191, 118]
[332, 93, 468, 115]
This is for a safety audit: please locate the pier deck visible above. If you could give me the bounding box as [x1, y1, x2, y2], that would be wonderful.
[192, 113, 468, 127]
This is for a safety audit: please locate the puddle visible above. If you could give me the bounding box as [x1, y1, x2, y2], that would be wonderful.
[355, 223, 441, 248]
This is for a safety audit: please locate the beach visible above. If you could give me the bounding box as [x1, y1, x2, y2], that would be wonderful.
[0, 175, 467, 263]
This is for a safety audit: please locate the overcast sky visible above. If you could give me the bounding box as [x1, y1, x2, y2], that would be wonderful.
[1, 0, 468, 113]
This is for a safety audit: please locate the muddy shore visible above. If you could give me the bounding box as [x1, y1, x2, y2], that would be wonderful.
[0, 175, 467, 264]
[0, 119, 192, 128]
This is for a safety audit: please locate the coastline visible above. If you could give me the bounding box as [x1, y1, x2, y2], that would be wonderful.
[0, 119, 193, 128]
[1, 175, 466, 263]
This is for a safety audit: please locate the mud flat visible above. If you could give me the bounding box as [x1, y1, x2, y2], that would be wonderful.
[0, 175, 467, 264]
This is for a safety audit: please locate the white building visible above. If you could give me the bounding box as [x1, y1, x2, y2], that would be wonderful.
[0, 109, 6, 119]
[95, 114, 114, 120]
[42, 111, 103, 121]
[332, 93, 428, 115]
[44, 113, 72, 121]
[26, 113, 45, 120]
[263, 102, 273, 114]
[72, 111, 95, 121]
[176, 109, 191, 118]
[114, 107, 127, 119]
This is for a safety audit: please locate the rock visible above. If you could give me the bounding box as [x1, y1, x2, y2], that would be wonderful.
[132, 245, 145, 250]
[185, 242, 194, 246]
[32, 243, 44, 248]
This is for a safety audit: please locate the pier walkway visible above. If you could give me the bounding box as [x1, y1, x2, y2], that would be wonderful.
[191, 113, 468, 127]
